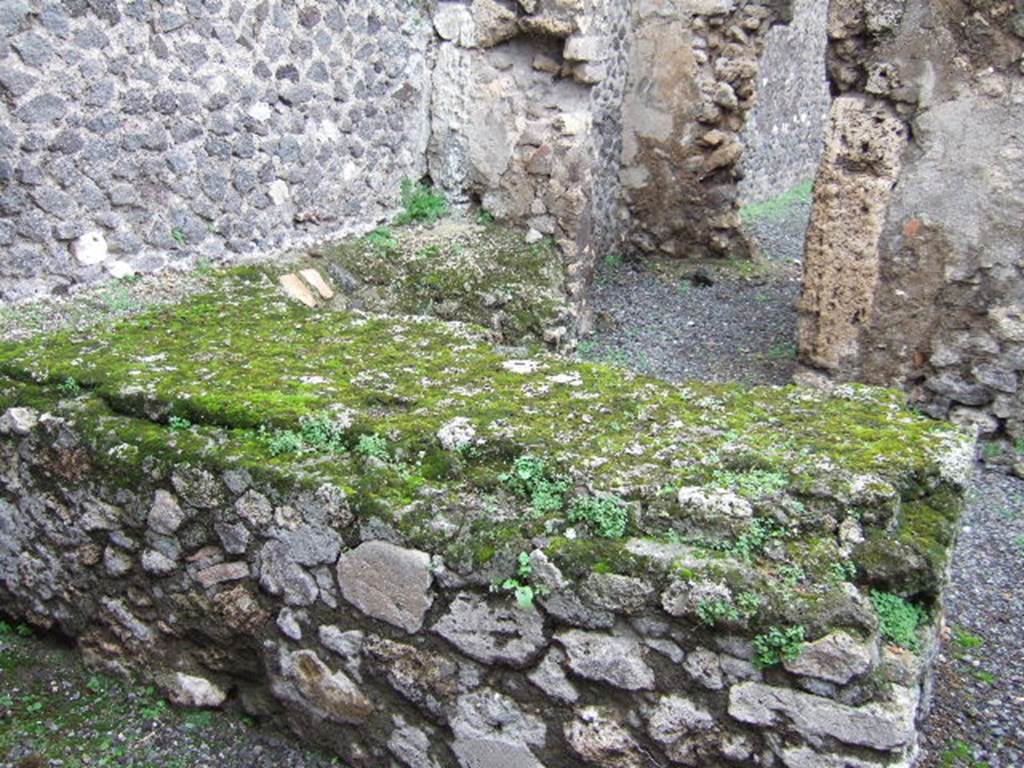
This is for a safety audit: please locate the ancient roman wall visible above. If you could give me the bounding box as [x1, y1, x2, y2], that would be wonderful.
[797, 0, 1024, 443]
[617, 0, 795, 260]
[737, 0, 829, 204]
[427, 0, 634, 334]
[0, 392, 965, 768]
[0, 0, 433, 302]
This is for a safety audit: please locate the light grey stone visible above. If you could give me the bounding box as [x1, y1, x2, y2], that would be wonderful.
[684, 647, 724, 690]
[556, 630, 655, 690]
[272, 648, 373, 725]
[259, 540, 319, 606]
[277, 607, 303, 640]
[103, 546, 133, 577]
[337, 541, 433, 633]
[433, 594, 546, 666]
[451, 689, 546, 748]
[728, 681, 917, 751]
[565, 706, 648, 768]
[141, 548, 177, 576]
[783, 631, 876, 685]
[165, 672, 227, 708]
[236, 489, 273, 527]
[318, 625, 364, 660]
[147, 490, 186, 535]
[580, 572, 652, 613]
[0, 407, 38, 436]
[526, 648, 578, 702]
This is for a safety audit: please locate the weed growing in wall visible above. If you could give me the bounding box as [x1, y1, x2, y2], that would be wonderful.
[395, 179, 448, 225]
[567, 496, 629, 539]
[753, 625, 806, 668]
[492, 551, 548, 610]
[870, 590, 925, 651]
[500, 456, 568, 517]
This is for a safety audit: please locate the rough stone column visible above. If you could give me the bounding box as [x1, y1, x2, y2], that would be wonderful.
[798, 0, 1024, 441]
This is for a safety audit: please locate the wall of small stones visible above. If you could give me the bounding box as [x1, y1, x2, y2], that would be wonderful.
[737, 0, 829, 204]
[797, 0, 1024, 444]
[0, 0, 433, 302]
[616, 0, 794, 260]
[1, 404, 939, 768]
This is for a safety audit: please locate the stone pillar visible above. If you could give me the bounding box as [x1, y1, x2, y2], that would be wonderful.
[797, 0, 1024, 441]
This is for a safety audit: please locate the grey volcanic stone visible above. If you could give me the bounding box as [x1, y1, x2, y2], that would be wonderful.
[259, 540, 319, 606]
[783, 631, 876, 685]
[451, 689, 546, 751]
[565, 706, 648, 768]
[527, 647, 578, 703]
[433, 594, 546, 666]
[0, 406, 38, 436]
[276, 524, 342, 567]
[147, 490, 185, 535]
[273, 648, 373, 725]
[236, 489, 273, 527]
[728, 681, 917, 751]
[336, 541, 433, 633]
[556, 630, 655, 690]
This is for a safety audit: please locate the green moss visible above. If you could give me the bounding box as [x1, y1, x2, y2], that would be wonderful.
[0, 269, 969, 604]
[317, 220, 568, 343]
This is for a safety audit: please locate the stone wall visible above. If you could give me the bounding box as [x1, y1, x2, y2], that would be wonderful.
[427, 0, 634, 333]
[617, 0, 795, 260]
[0, 0, 432, 302]
[738, 0, 829, 204]
[0, 399, 962, 768]
[797, 0, 1024, 442]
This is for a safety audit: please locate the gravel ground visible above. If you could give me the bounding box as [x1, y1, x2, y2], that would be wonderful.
[579, 197, 810, 386]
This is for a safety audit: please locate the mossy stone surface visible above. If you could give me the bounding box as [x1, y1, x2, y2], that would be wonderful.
[0, 267, 973, 636]
[308, 219, 570, 344]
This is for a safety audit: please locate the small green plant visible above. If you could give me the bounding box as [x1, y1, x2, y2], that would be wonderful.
[185, 710, 214, 729]
[168, 415, 192, 431]
[500, 456, 568, 517]
[951, 627, 984, 653]
[395, 178, 448, 225]
[713, 469, 789, 499]
[736, 591, 761, 616]
[298, 414, 348, 453]
[170, 227, 187, 246]
[366, 227, 396, 249]
[57, 376, 81, 395]
[494, 552, 547, 609]
[767, 341, 797, 360]
[259, 414, 350, 457]
[0, 620, 10, 635]
[972, 669, 996, 684]
[778, 563, 806, 587]
[568, 496, 629, 539]
[828, 560, 858, 583]
[728, 517, 786, 561]
[603, 252, 623, 270]
[870, 590, 924, 651]
[939, 740, 991, 768]
[697, 598, 740, 627]
[1015, 438, 1024, 454]
[355, 433, 390, 462]
[753, 625, 806, 668]
[475, 209, 495, 225]
[259, 426, 303, 457]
